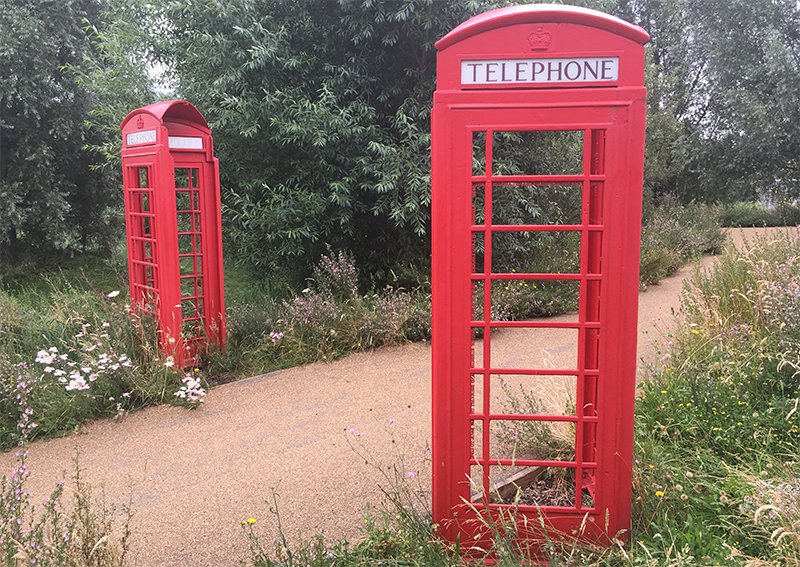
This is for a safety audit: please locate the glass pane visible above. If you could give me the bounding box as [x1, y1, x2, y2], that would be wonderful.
[472, 419, 484, 459]
[470, 464, 485, 504]
[472, 280, 485, 321]
[485, 464, 551, 505]
[191, 168, 199, 188]
[176, 191, 191, 212]
[492, 182, 582, 226]
[182, 298, 198, 320]
[490, 230, 581, 274]
[472, 231, 485, 274]
[175, 168, 190, 189]
[471, 327, 486, 368]
[180, 256, 195, 276]
[140, 193, 150, 212]
[138, 167, 148, 189]
[177, 212, 192, 233]
[178, 234, 193, 254]
[472, 373, 484, 414]
[473, 131, 487, 177]
[493, 130, 583, 176]
[181, 277, 196, 298]
[490, 420, 575, 461]
[473, 183, 485, 225]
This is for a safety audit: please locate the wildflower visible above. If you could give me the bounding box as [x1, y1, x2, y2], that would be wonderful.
[407, 472, 415, 478]
[164, 357, 175, 368]
[107, 290, 120, 298]
[655, 491, 664, 497]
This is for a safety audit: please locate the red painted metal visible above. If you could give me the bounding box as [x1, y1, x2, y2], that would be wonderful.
[120, 100, 225, 367]
[431, 5, 648, 553]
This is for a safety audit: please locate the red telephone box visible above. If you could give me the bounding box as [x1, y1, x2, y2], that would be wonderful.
[120, 100, 225, 367]
[431, 6, 648, 551]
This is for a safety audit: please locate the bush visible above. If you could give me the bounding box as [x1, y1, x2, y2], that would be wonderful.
[639, 196, 725, 286]
[720, 200, 800, 227]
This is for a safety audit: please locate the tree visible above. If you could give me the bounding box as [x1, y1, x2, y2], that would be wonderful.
[617, 0, 800, 203]
[148, 0, 489, 285]
[0, 0, 112, 261]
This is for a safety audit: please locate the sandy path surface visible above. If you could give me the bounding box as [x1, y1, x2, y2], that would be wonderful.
[1, 227, 787, 566]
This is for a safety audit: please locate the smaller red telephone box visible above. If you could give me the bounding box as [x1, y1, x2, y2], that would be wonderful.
[120, 100, 225, 367]
[431, 5, 648, 554]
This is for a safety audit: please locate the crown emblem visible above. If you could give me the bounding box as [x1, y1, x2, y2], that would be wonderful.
[136, 116, 144, 129]
[528, 26, 552, 51]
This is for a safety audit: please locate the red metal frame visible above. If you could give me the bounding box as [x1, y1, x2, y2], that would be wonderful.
[431, 5, 648, 553]
[120, 101, 225, 367]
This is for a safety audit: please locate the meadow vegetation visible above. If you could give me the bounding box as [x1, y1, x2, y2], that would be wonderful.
[0, 207, 797, 565]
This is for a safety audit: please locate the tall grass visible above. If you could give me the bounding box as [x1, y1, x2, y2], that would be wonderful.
[635, 228, 800, 565]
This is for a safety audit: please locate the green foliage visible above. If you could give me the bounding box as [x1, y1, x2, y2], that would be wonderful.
[617, 0, 800, 203]
[639, 197, 725, 287]
[151, 0, 483, 282]
[0, 0, 122, 261]
[212, 248, 431, 378]
[633, 229, 800, 565]
[0, 276, 199, 448]
[70, 0, 159, 170]
[720, 200, 800, 228]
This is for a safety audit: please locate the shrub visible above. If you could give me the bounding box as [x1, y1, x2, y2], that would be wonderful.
[639, 197, 725, 286]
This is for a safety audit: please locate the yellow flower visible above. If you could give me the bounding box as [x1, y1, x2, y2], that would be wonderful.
[656, 491, 664, 497]
[247, 518, 256, 525]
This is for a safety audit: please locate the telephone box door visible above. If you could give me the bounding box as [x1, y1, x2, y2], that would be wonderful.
[432, 100, 643, 546]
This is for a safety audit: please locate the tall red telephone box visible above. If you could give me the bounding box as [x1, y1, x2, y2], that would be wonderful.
[431, 6, 648, 551]
[120, 100, 225, 367]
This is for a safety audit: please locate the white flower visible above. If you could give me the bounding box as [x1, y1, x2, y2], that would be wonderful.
[164, 357, 175, 368]
[53, 369, 66, 377]
[66, 377, 89, 391]
[88, 373, 99, 382]
[43, 366, 54, 373]
[81, 367, 92, 374]
[35, 349, 54, 364]
[107, 290, 120, 298]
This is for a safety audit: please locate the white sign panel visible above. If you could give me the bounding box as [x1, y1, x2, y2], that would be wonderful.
[461, 57, 619, 85]
[126, 129, 157, 146]
[168, 136, 203, 150]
